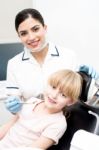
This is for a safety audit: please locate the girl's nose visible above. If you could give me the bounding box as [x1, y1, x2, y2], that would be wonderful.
[52, 89, 59, 98]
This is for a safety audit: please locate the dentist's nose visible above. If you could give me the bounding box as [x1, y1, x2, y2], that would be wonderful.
[28, 32, 35, 40]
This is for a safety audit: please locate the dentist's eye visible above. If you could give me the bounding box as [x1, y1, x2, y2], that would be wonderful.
[32, 26, 40, 32]
[19, 31, 27, 37]
[33, 27, 39, 32]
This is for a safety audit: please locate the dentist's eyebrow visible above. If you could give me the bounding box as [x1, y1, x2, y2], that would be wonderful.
[31, 25, 40, 30]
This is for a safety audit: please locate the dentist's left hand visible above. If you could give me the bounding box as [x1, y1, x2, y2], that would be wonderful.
[5, 96, 22, 114]
[79, 65, 99, 79]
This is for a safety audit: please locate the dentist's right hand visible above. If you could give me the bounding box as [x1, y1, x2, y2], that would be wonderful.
[5, 96, 22, 114]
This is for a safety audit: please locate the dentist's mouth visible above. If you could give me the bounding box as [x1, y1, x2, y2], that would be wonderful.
[28, 40, 39, 47]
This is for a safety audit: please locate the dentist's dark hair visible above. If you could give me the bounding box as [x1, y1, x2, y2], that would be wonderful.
[15, 8, 45, 32]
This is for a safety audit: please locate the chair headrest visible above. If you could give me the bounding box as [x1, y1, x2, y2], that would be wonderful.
[78, 71, 99, 112]
[78, 71, 92, 102]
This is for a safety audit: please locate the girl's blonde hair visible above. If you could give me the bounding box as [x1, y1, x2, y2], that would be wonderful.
[48, 69, 82, 103]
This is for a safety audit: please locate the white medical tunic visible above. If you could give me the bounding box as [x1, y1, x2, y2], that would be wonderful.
[6, 42, 78, 100]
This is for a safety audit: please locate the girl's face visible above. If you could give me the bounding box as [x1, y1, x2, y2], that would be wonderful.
[17, 17, 47, 52]
[44, 85, 73, 113]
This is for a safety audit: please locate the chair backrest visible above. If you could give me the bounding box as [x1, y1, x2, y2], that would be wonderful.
[0, 43, 23, 80]
[78, 71, 92, 101]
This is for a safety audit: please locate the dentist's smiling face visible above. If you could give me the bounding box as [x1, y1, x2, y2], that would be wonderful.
[44, 85, 72, 113]
[17, 16, 47, 53]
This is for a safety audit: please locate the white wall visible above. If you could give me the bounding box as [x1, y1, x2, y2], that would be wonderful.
[33, 0, 99, 71]
[0, 0, 33, 43]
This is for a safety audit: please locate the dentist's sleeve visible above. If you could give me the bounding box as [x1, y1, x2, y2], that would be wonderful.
[6, 60, 21, 97]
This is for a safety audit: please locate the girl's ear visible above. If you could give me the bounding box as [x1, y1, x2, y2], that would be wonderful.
[67, 99, 75, 106]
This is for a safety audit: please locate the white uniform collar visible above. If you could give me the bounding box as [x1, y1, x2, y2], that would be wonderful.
[48, 42, 59, 56]
[22, 42, 59, 61]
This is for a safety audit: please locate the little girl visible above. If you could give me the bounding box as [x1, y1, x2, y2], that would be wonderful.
[0, 69, 82, 150]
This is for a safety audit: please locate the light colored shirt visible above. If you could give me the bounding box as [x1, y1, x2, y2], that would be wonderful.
[0, 98, 67, 149]
[6, 42, 78, 99]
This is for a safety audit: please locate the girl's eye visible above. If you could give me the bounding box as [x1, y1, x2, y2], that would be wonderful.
[52, 86, 56, 89]
[61, 93, 67, 98]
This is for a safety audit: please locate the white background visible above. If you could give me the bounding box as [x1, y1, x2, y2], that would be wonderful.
[0, 0, 32, 43]
[33, 0, 99, 71]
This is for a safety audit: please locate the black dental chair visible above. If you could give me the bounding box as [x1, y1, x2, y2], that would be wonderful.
[48, 71, 99, 150]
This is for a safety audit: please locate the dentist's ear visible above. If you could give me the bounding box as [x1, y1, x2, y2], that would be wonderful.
[44, 24, 47, 33]
[44, 24, 47, 29]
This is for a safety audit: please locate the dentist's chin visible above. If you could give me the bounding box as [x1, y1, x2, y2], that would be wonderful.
[30, 41, 48, 53]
